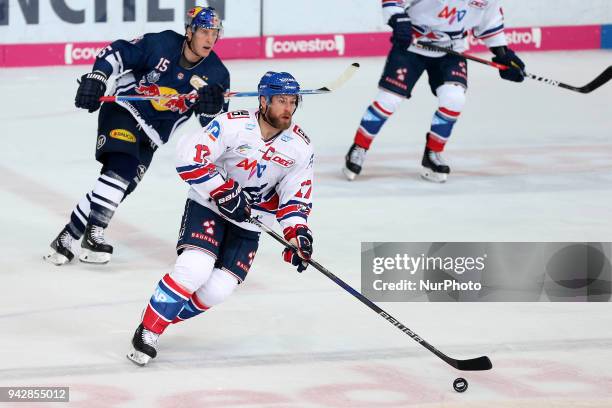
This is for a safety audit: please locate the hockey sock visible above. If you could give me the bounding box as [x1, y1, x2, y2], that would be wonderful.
[172, 293, 210, 323]
[427, 108, 461, 152]
[428, 84, 465, 152]
[142, 274, 192, 334]
[354, 90, 402, 149]
[88, 171, 129, 228]
[66, 192, 92, 239]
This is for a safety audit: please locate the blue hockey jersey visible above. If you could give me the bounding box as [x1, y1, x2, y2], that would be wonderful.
[92, 30, 230, 146]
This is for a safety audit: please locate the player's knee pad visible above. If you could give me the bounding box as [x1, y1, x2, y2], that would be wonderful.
[374, 89, 403, 114]
[436, 83, 466, 113]
[194, 268, 238, 307]
[100, 152, 140, 183]
[170, 250, 216, 293]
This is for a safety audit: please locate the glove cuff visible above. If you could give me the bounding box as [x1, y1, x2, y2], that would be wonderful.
[210, 178, 238, 200]
[199, 109, 224, 119]
[86, 71, 108, 84]
[283, 224, 309, 241]
[490, 46, 509, 58]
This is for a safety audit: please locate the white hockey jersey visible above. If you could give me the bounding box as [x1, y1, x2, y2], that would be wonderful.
[382, 0, 508, 56]
[175, 109, 314, 233]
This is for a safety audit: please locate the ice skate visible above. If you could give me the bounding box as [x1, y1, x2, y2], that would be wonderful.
[343, 143, 368, 181]
[127, 323, 159, 366]
[79, 224, 113, 264]
[421, 147, 450, 183]
[44, 227, 75, 266]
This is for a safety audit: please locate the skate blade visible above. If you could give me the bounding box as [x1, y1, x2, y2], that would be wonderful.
[126, 349, 151, 366]
[342, 167, 358, 181]
[421, 168, 448, 183]
[79, 249, 111, 264]
[43, 250, 71, 266]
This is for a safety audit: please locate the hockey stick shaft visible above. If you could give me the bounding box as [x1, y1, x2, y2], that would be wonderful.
[417, 41, 612, 94]
[251, 217, 492, 371]
[99, 62, 360, 102]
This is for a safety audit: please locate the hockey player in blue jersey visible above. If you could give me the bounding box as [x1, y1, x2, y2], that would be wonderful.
[45, 7, 230, 266]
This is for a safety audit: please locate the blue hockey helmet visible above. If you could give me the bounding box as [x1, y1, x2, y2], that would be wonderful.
[257, 71, 302, 106]
[186, 7, 223, 35]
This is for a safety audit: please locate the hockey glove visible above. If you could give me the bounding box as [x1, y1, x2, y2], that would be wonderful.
[193, 84, 225, 117]
[388, 12, 413, 47]
[75, 71, 107, 112]
[282, 224, 313, 273]
[210, 179, 252, 223]
[491, 47, 525, 83]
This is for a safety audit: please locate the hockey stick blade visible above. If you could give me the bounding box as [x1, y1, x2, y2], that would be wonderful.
[573, 65, 612, 93]
[314, 62, 360, 92]
[451, 355, 493, 371]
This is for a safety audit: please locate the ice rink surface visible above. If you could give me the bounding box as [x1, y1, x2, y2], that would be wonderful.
[1, 50, 611, 407]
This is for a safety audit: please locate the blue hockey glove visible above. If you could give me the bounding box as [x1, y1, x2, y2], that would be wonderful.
[75, 71, 107, 112]
[388, 12, 413, 47]
[282, 224, 313, 272]
[210, 179, 252, 223]
[491, 47, 526, 83]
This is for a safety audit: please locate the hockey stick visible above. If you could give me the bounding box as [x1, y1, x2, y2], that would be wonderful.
[250, 217, 492, 371]
[416, 41, 612, 94]
[99, 62, 360, 102]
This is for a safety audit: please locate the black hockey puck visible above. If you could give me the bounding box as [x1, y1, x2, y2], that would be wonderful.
[453, 377, 468, 393]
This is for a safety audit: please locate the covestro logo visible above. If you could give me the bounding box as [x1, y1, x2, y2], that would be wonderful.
[64, 43, 105, 65]
[265, 35, 345, 58]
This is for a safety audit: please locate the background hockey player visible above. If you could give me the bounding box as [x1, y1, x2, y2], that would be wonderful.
[343, 0, 526, 183]
[127, 71, 315, 366]
[44, 7, 229, 266]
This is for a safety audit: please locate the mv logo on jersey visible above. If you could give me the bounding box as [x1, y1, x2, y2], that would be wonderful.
[237, 158, 267, 179]
[438, 6, 466, 24]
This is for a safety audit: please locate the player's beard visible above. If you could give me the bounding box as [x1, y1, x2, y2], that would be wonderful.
[264, 110, 292, 131]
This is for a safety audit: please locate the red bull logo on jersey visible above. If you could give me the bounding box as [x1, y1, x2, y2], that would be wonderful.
[135, 80, 191, 114]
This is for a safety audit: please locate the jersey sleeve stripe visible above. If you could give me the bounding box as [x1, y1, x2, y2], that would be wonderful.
[475, 24, 504, 39]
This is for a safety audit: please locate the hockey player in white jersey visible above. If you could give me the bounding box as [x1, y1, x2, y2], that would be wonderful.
[127, 71, 315, 366]
[343, 0, 526, 182]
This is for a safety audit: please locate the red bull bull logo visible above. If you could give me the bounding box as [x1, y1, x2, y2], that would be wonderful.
[135, 80, 191, 114]
[162, 97, 190, 114]
[135, 82, 161, 97]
